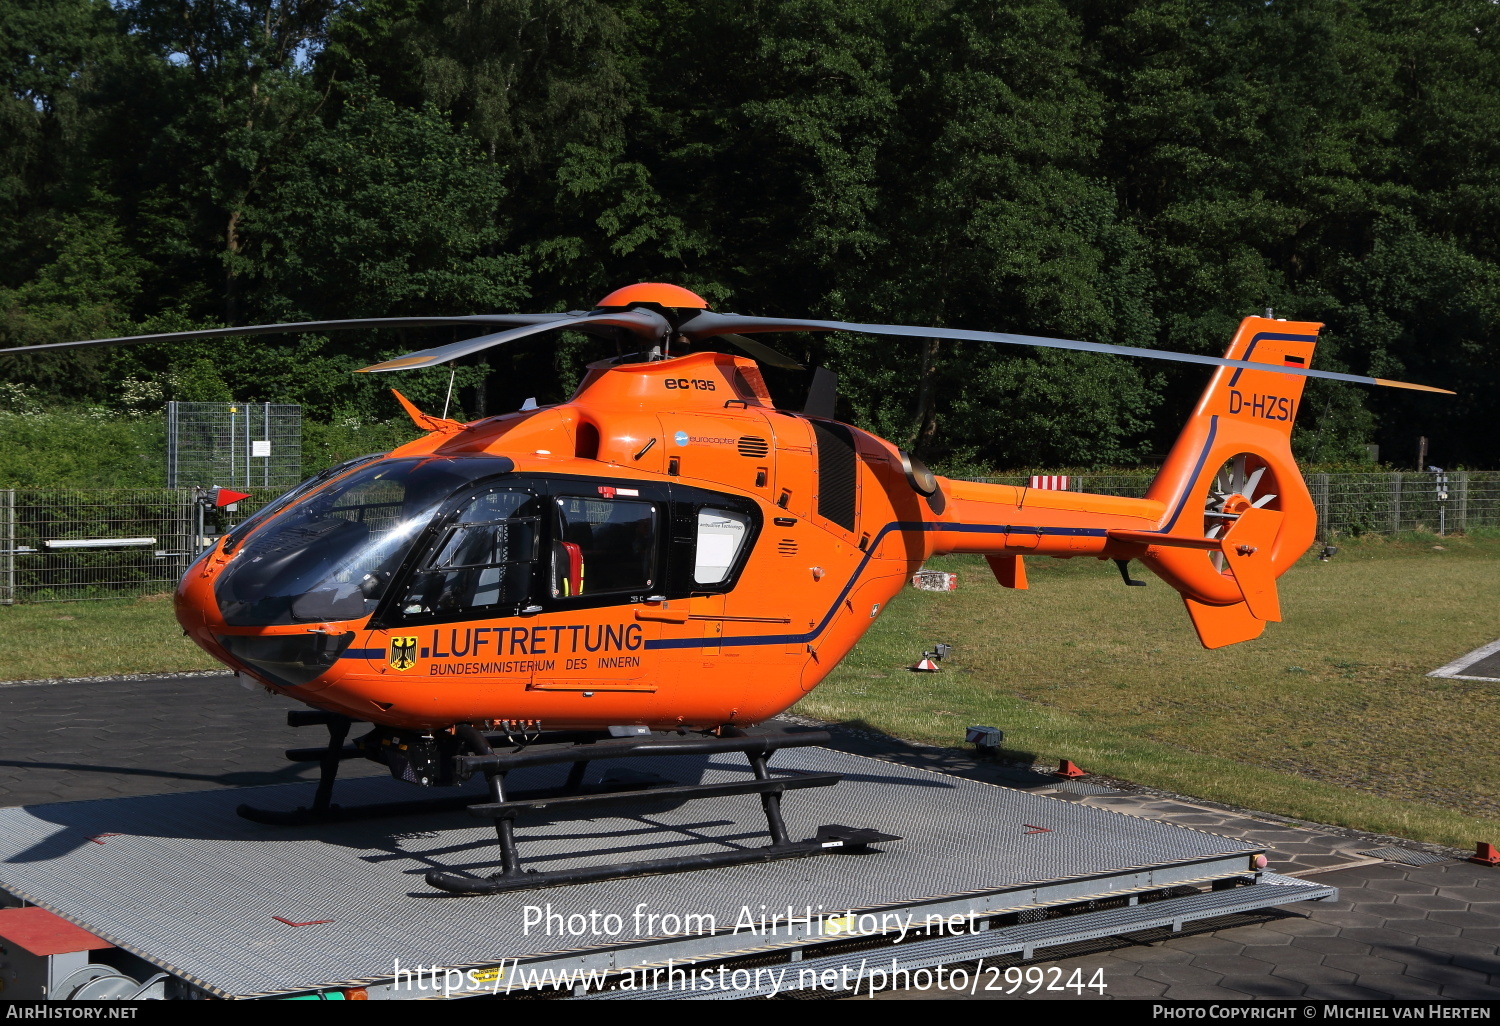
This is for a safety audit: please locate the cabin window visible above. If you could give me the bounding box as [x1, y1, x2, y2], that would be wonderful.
[693, 509, 751, 584]
[397, 488, 542, 618]
[552, 497, 658, 597]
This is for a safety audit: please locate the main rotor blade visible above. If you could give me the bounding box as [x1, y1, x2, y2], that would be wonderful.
[676, 311, 1454, 394]
[0, 314, 575, 356]
[712, 333, 804, 370]
[358, 309, 672, 372]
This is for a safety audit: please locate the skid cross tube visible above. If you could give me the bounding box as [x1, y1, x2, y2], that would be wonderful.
[424, 728, 899, 895]
[238, 717, 899, 889]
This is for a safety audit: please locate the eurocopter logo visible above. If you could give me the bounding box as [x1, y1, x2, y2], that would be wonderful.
[674, 430, 689, 447]
[389, 637, 419, 671]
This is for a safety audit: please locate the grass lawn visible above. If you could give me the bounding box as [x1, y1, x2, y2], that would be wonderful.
[793, 531, 1500, 850]
[0, 594, 220, 680]
[2, 535, 1497, 849]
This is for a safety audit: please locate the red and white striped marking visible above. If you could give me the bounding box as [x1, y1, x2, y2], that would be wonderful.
[1029, 475, 1070, 491]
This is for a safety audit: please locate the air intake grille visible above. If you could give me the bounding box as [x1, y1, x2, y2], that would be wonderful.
[737, 436, 770, 458]
[777, 539, 797, 556]
[810, 421, 858, 532]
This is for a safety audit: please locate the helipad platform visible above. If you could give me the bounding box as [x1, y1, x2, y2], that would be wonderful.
[0, 747, 1331, 999]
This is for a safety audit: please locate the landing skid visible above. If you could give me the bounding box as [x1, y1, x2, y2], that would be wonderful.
[237, 712, 900, 893]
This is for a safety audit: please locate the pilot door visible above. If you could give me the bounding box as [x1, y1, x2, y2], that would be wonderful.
[367, 481, 546, 683]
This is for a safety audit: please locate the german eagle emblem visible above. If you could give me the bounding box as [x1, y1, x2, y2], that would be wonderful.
[389, 637, 418, 671]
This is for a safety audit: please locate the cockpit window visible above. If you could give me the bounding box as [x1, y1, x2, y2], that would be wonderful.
[395, 487, 543, 620]
[220, 452, 386, 557]
[214, 456, 513, 626]
[552, 496, 657, 597]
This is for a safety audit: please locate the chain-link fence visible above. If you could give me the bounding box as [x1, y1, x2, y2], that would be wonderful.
[0, 488, 278, 603]
[971, 471, 1500, 541]
[1, 471, 1496, 603]
[166, 402, 302, 490]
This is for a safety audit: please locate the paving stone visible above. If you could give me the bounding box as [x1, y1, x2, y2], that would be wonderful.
[1318, 863, 1408, 884]
[1271, 963, 1358, 986]
[1295, 854, 1365, 870]
[1184, 954, 1276, 976]
[1212, 974, 1304, 997]
[1359, 878, 1439, 895]
[1222, 928, 1297, 947]
[1090, 975, 1168, 999]
[1112, 945, 1198, 966]
[1308, 910, 1393, 930]
[1288, 935, 1372, 956]
[1157, 934, 1245, 956]
[1342, 894, 1402, 910]
[1423, 932, 1495, 954]
[1137, 964, 1227, 987]
[1447, 950, 1500, 975]
[1311, 983, 1412, 999]
[1261, 917, 1342, 937]
[1393, 893, 1473, 912]
[1320, 953, 1410, 976]
[1342, 975, 1443, 999]
[1370, 904, 1435, 922]
[1160, 983, 1255, 999]
[1426, 909, 1500, 929]
[1402, 961, 1492, 986]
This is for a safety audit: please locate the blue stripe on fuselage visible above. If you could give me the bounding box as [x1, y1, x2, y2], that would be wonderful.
[646, 519, 1109, 652]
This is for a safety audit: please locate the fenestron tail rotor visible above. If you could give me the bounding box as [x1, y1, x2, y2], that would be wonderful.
[1205, 455, 1279, 572]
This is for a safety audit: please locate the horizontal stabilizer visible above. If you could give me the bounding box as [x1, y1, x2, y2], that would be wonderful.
[1107, 529, 1220, 551]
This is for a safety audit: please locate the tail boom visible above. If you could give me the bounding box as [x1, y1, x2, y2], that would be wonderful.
[918, 315, 1322, 649]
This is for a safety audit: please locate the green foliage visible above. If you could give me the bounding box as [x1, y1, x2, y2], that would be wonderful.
[302, 416, 423, 474]
[240, 91, 526, 319]
[0, 410, 166, 487]
[1, 0, 1498, 467]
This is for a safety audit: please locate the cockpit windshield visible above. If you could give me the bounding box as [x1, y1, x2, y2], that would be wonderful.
[215, 456, 514, 626]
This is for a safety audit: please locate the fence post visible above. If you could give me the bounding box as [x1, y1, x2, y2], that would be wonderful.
[0, 489, 12, 606]
[1457, 471, 1469, 533]
[1312, 473, 1330, 541]
[1391, 473, 1402, 534]
[166, 401, 178, 488]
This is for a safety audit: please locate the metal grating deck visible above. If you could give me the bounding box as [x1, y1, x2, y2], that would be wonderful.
[0, 747, 1261, 998]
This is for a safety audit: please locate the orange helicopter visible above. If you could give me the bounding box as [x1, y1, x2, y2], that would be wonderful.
[5, 282, 1450, 893]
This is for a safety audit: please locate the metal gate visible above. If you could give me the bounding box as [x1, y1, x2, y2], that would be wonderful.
[166, 402, 301, 490]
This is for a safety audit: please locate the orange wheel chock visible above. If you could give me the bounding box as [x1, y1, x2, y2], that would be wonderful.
[1055, 759, 1088, 779]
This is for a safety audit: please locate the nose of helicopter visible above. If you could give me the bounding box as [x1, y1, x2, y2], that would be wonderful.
[176, 453, 517, 691]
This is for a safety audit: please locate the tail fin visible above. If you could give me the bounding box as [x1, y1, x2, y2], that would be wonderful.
[1137, 316, 1321, 648]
